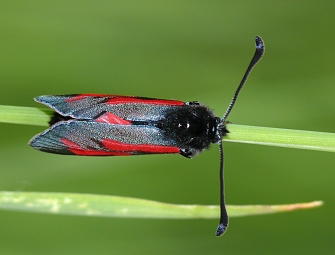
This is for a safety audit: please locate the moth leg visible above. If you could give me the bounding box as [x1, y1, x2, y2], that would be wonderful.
[180, 148, 198, 158]
[185, 101, 200, 106]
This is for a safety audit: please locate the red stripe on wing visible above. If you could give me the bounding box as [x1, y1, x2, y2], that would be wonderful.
[61, 138, 180, 156]
[102, 139, 180, 153]
[95, 112, 131, 125]
[65, 94, 184, 106]
[61, 138, 131, 156]
[65, 94, 110, 102]
[105, 97, 184, 106]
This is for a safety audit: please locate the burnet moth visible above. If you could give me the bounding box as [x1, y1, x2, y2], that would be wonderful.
[30, 36, 265, 236]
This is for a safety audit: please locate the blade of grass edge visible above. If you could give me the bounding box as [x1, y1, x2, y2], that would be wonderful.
[0, 191, 323, 219]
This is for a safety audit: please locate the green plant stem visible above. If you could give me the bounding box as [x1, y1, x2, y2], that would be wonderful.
[1, 105, 335, 152]
[0, 191, 323, 219]
[0, 105, 51, 126]
[226, 125, 335, 152]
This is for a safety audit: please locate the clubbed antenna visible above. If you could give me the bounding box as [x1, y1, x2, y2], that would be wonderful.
[216, 36, 265, 237]
[222, 36, 265, 122]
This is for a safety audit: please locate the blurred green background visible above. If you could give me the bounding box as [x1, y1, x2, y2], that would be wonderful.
[1, 1, 335, 254]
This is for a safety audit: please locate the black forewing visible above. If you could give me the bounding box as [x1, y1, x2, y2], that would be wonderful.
[35, 95, 184, 122]
[29, 120, 180, 155]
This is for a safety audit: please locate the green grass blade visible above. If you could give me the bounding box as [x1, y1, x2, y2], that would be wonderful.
[0, 191, 322, 219]
[0, 105, 51, 126]
[226, 125, 335, 152]
[1, 105, 335, 153]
